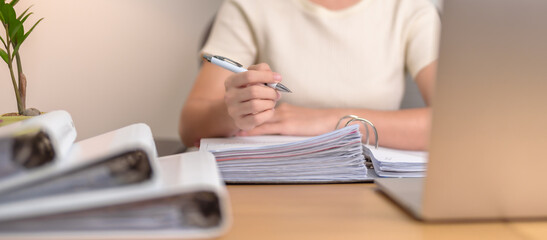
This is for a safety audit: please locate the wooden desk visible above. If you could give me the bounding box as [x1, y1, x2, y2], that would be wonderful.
[218, 184, 547, 240]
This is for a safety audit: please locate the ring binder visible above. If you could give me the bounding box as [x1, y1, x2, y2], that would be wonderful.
[335, 115, 378, 149]
[201, 124, 372, 183]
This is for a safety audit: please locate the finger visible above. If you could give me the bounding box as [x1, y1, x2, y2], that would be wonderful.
[225, 85, 279, 104]
[248, 63, 272, 71]
[260, 103, 287, 123]
[237, 109, 275, 131]
[239, 122, 284, 136]
[233, 99, 276, 117]
[228, 71, 282, 88]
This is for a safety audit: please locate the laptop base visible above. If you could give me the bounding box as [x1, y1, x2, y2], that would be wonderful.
[375, 178, 424, 220]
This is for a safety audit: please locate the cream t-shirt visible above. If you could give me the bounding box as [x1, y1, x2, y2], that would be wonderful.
[202, 0, 440, 110]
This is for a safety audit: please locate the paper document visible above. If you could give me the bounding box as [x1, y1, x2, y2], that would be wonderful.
[364, 146, 428, 178]
[200, 125, 369, 183]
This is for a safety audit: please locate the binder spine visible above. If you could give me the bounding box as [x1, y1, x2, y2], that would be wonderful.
[0, 110, 77, 179]
[0, 149, 153, 204]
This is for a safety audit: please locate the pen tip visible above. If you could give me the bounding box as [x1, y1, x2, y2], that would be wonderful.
[276, 83, 292, 93]
[202, 54, 212, 62]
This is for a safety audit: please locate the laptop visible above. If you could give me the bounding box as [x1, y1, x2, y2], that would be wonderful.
[376, 0, 547, 221]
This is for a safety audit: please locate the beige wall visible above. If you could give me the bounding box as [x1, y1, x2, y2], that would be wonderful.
[0, 0, 223, 141]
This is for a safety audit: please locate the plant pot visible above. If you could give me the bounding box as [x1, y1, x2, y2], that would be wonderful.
[0, 114, 34, 127]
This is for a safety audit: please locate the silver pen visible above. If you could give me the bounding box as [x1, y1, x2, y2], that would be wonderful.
[202, 54, 292, 93]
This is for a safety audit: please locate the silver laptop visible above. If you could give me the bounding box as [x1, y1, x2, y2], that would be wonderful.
[376, 0, 547, 221]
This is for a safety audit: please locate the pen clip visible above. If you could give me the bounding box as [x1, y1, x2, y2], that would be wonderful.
[214, 55, 243, 68]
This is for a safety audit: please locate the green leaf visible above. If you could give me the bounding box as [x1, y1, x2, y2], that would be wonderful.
[0, 34, 6, 48]
[11, 41, 19, 59]
[0, 48, 9, 64]
[8, 19, 22, 40]
[9, 0, 19, 6]
[13, 25, 24, 45]
[17, 5, 32, 21]
[20, 12, 32, 23]
[22, 17, 42, 41]
[0, 3, 16, 28]
[2, 4, 16, 24]
[0, 3, 6, 24]
[11, 18, 43, 58]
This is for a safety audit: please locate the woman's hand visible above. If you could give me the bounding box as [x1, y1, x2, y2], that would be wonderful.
[224, 63, 282, 131]
[237, 103, 335, 137]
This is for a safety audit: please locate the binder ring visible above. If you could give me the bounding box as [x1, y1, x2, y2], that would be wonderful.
[335, 115, 379, 149]
[335, 115, 365, 138]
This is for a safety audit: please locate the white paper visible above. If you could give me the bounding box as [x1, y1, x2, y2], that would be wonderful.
[200, 125, 369, 183]
[366, 146, 428, 178]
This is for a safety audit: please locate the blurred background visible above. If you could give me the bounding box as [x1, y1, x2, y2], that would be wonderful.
[0, 0, 441, 144]
[0, 0, 222, 143]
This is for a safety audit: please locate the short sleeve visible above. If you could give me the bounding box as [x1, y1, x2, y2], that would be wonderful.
[405, 5, 441, 78]
[200, 0, 257, 67]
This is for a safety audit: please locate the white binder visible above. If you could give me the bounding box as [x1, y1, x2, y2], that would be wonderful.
[0, 151, 231, 239]
[0, 123, 159, 204]
[0, 110, 77, 179]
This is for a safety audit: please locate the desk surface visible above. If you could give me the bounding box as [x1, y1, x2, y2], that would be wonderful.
[218, 184, 547, 240]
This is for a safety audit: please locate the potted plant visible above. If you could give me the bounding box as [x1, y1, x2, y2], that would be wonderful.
[0, 0, 43, 127]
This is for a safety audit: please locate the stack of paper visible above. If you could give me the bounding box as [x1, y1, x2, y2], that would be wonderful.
[200, 124, 369, 183]
[364, 146, 428, 178]
[0, 111, 230, 238]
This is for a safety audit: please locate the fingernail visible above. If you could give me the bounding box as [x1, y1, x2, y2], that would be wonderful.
[237, 131, 248, 136]
[276, 91, 281, 100]
[273, 73, 282, 81]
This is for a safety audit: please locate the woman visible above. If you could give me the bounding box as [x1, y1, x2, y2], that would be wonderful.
[180, 0, 440, 150]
